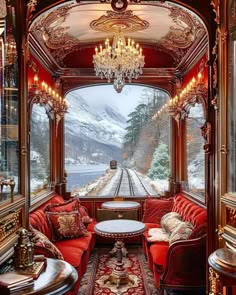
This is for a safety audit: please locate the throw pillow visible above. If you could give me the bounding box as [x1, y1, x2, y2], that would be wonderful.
[142, 198, 174, 223]
[45, 199, 79, 213]
[46, 199, 93, 226]
[147, 228, 169, 242]
[160, 212, 183, 233]
[169, 221, 194, 245]
[46, 211, 88, 241]
[29, 226, 64, 260]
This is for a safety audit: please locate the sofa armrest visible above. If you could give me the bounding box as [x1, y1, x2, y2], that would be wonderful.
[34, 245, 61, 259]
[160, 235, 206, 288]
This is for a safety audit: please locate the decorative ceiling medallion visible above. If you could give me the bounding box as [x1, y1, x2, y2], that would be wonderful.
[90, 10, 149, 34]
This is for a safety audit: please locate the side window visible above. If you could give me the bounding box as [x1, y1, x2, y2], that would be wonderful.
[185, 103, 205, 197]
[30, 104, 50, 196]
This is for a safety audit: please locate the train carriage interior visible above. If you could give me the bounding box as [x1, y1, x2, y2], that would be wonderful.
[0, 0, 236, 294]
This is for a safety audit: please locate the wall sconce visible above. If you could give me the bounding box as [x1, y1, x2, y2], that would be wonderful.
[152, 72, 206, 121]
[29, 76, 68, 121]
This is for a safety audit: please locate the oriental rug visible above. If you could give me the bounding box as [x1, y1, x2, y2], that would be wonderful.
[78, 247, 159, 295]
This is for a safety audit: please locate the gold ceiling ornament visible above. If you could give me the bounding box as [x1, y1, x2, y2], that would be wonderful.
[90, 10, 149, 34]
[93, 31, 145, 93]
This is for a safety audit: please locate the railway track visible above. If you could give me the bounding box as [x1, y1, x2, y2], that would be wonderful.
[114, 167, 150, 196]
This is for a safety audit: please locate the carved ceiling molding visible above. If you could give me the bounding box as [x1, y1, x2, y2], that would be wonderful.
[31, 4, 79, 50]
[158, 6, 205, 50]
[90, 10, 149, 34]
[29, 1, 207, 74]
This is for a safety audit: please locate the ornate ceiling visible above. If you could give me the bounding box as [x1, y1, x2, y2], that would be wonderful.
[29, 0, 208, 91]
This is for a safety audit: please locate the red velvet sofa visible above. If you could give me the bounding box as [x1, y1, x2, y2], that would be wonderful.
[142, 194, 207, 294]
[29, 194, 97, 295]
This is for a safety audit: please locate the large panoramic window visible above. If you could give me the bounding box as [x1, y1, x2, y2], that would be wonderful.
[30, 105, 50, 195]
[64, 85, 170, 197]
[185, 103, 205, 197]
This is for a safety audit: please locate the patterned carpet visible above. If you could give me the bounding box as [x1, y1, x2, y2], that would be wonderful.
[78, 246, 206, 295]
[78, 246, 158, 295]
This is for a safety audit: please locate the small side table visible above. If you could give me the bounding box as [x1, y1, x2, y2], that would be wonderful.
[208, 248, 236, 295]
[95, 219, 145, 287]
[101, 201, 141, 218]
[2, 258, 78, 295]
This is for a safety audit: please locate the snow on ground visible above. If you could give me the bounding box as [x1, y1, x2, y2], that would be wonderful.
[71, 167, 168, 197]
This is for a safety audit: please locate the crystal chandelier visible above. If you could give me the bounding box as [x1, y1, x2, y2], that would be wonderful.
[93, 32, 145, 93]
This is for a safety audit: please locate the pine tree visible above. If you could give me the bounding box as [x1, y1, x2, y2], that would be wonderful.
[147, 142, 170, 180]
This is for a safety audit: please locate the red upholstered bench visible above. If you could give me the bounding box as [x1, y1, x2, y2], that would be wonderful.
[29, 194, 97, 295]
[142, 194, 207, 294]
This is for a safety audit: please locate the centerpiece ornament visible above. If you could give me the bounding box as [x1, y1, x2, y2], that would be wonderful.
[93, 31, 145, 93]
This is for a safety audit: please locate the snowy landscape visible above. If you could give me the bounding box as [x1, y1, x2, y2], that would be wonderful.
[29, 85, 205, 197]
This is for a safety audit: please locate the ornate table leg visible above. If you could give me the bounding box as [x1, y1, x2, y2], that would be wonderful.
[105, 239, 134, 287]
[109, 240, 128, 257]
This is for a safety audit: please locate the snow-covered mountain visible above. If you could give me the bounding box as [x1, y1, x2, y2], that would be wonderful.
[64, 92, 127, 165]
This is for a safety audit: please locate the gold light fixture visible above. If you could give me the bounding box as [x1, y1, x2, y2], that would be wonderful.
[93, 31, 145, 93]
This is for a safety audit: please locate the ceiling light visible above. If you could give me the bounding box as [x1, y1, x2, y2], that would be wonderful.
[93, 32, 145, 93]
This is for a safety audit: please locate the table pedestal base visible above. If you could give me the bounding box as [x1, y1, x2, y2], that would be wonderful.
[109, 240, 128, 257]
[105, 240, 134, 288]
[104, 268, 134, 287]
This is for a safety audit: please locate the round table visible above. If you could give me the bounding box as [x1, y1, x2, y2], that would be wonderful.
[95, 219, 145, 287]
[15, 258, 78, 295]
[101, 201, 141, 218]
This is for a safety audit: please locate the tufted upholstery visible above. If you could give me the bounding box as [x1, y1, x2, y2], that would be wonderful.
[142, 194, 207, 294]
[172, 194, 207, 227]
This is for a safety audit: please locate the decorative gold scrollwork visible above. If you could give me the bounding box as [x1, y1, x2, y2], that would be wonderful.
[217, 224, 224, 241]
[209, 267, 221, 295]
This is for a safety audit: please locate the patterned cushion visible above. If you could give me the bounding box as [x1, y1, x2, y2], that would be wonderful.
[142, 198, 173, 223]
[29, 226, 64, 260]
[46, 211, 88, 241]
[46, 199, 92, 225]
[45, 199, 79, 213]
[161, 212, 183, 233]
[169, 221, 194, 245]
[147, 228, 169, 242]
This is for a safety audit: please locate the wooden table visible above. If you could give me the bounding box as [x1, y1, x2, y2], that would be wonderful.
[95, 219, 145, 287]
[8, 258, 78, 295]
[101, 201, 141, 218]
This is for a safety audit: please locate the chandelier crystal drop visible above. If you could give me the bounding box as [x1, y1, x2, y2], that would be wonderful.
[93, 32, 145, 93]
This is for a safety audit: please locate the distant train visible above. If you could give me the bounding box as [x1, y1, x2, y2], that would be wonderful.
[110, 160, 117, 169]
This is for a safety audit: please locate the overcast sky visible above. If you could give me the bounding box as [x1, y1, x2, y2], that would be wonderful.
[69, 84, 153, 118]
